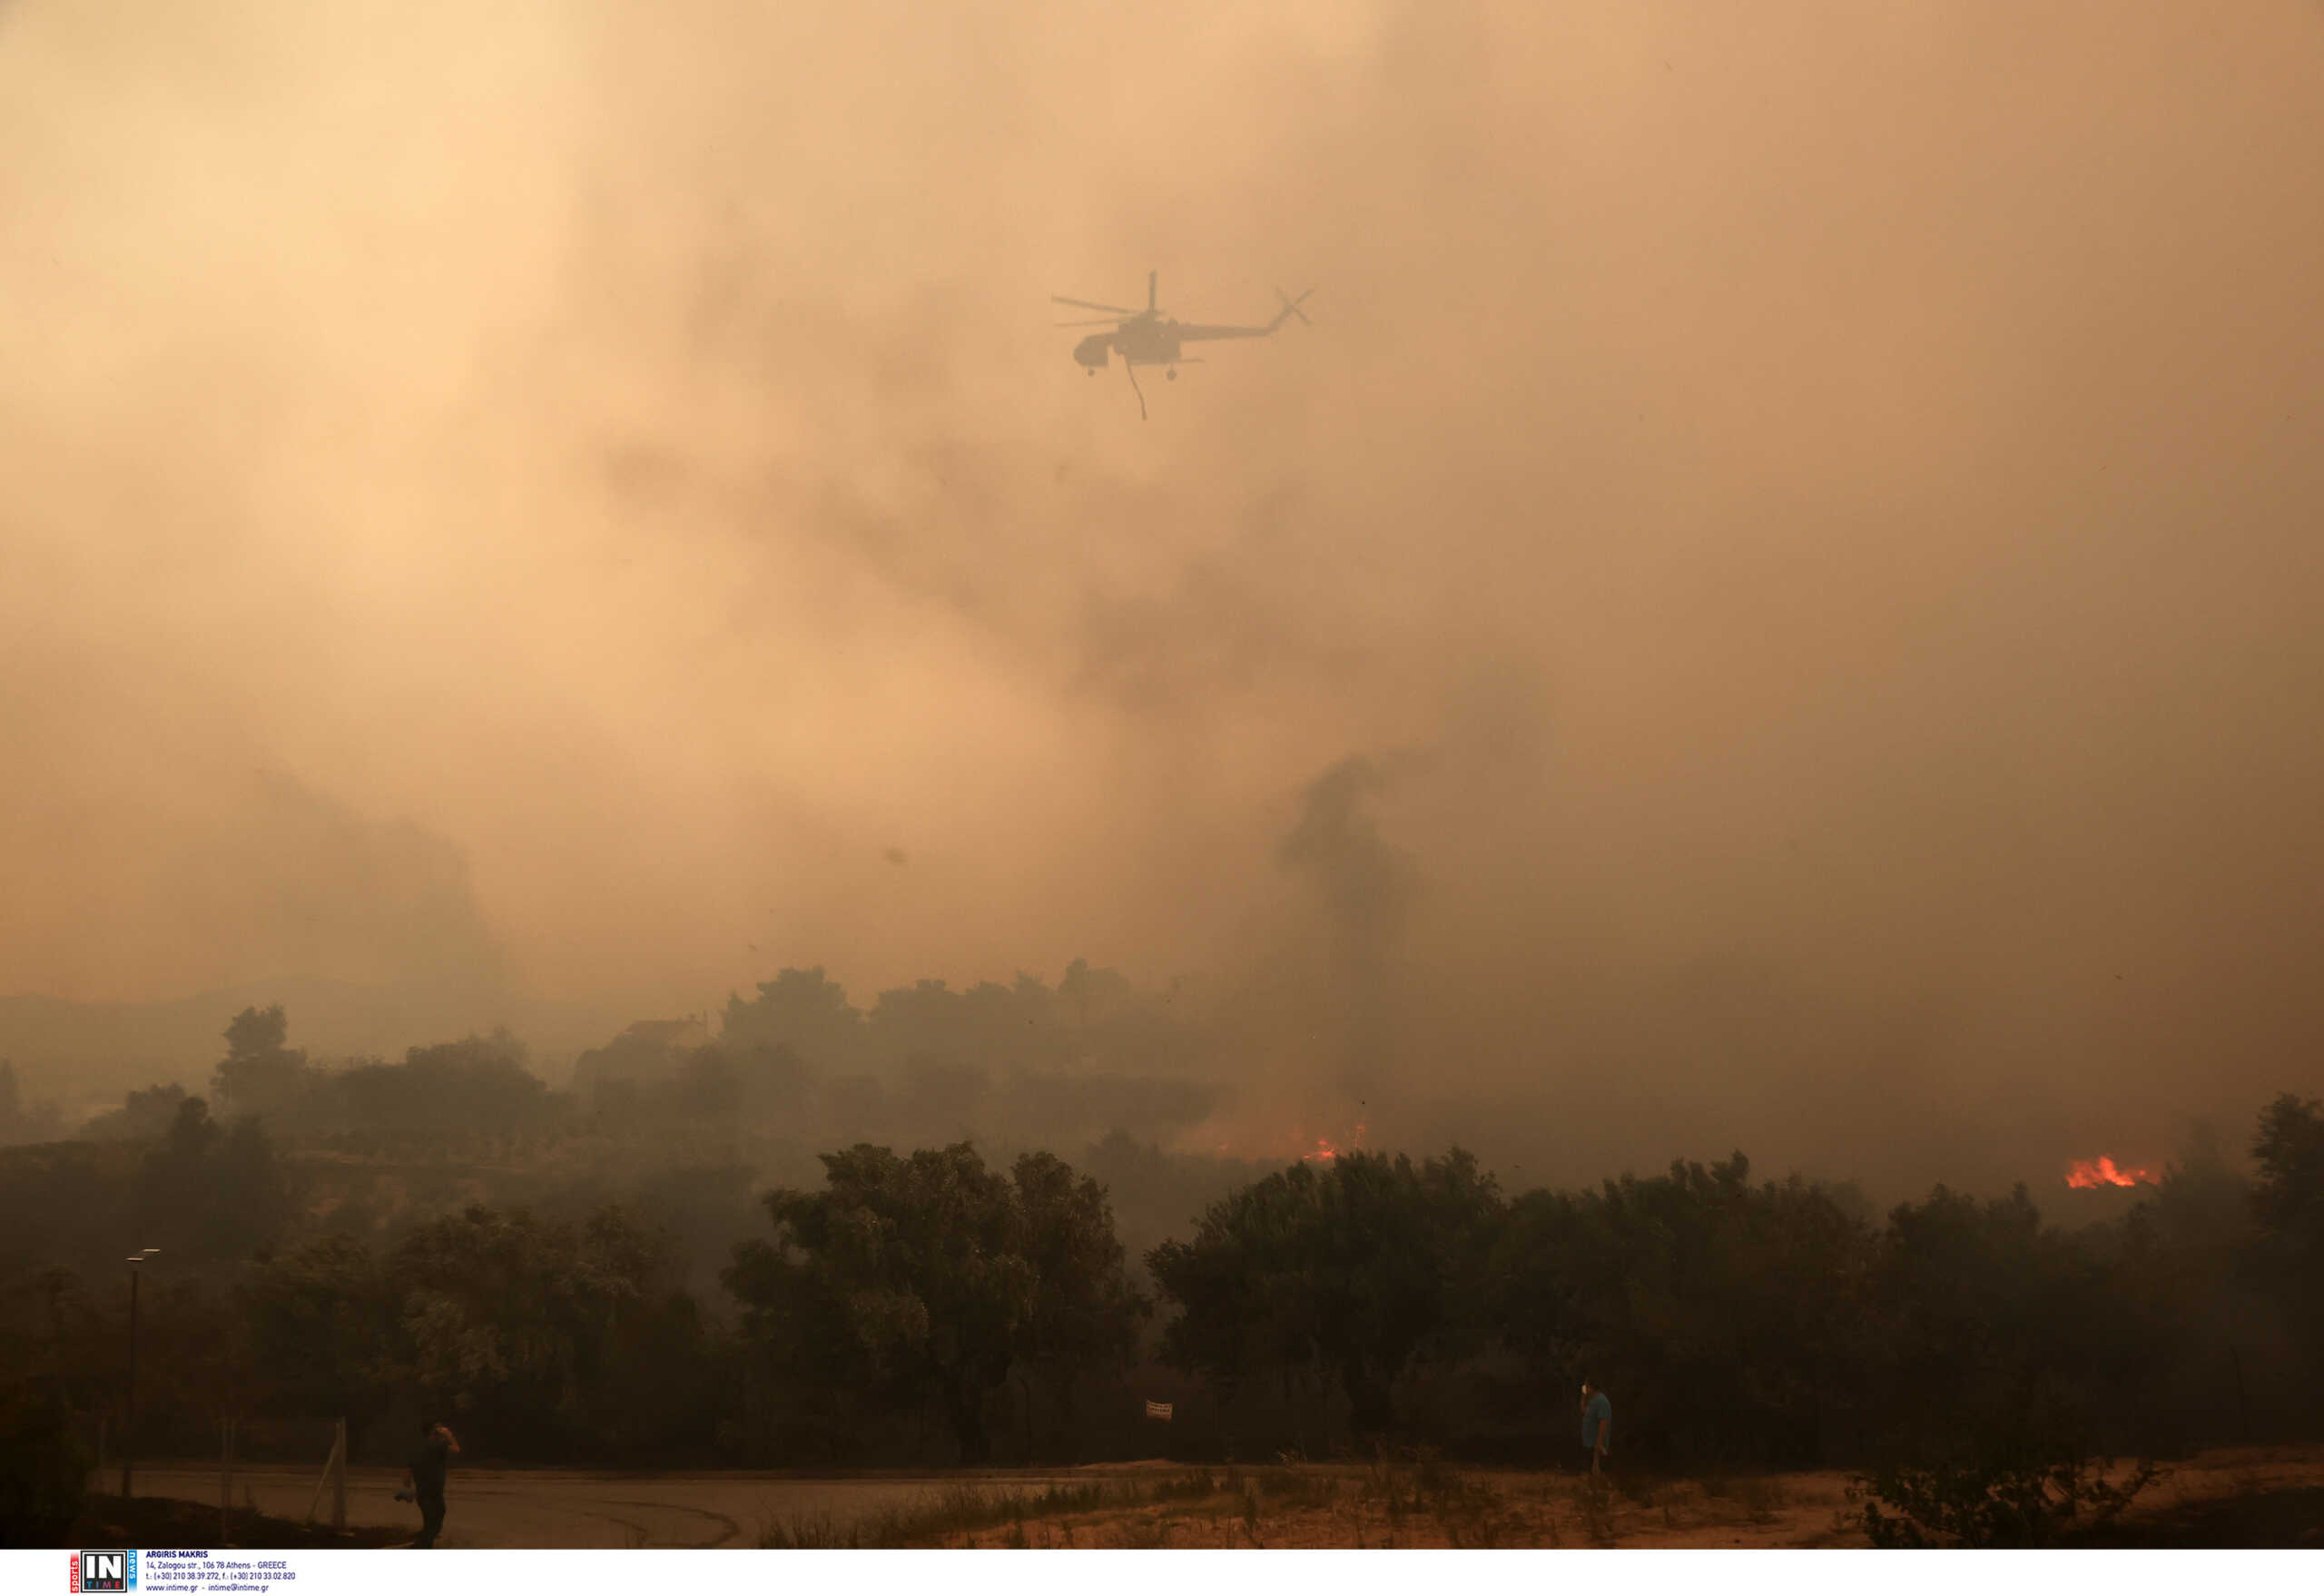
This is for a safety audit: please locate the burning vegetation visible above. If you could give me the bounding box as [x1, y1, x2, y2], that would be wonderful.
[5, 995, 2322, 1551]
[2066, 1157, 2160, 1188]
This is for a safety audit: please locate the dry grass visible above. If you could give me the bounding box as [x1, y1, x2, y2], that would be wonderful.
[757, 1444, 2324, 1550]
[759, 1473, 1216, 1548]
[773, 1453, 1840, 1550]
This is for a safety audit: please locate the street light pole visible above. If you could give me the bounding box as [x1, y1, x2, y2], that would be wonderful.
[120, 1248, 158, 1502]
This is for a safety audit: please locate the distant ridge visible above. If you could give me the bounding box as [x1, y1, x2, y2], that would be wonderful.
[0, 977, 625, 1118]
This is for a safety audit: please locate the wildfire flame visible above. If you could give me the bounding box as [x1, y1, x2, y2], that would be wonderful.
[1303, 1121, 1368, 1162]
[2065, 1156, 2158, 1188]
[1199, 1111, 1372, 1166]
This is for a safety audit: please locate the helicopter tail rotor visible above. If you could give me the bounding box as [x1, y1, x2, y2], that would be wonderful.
[1275, 287, 1313, 327]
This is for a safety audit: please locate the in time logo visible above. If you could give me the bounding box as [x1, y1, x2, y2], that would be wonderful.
[71, 1552, 136, 1593]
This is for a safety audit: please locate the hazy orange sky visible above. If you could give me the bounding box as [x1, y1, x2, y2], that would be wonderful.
[5, 3, 2320, 1183]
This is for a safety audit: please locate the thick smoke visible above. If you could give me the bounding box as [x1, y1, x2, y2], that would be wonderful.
[3, 2, 2321, 1194]
[1278, 754, 1415, 1102]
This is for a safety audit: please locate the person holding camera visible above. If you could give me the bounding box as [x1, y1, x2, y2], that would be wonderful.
[402, 1419, 460, 1548]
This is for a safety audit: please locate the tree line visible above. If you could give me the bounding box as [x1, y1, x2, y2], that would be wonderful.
[3, 1013, 2320, 1542]
[23, 986, 1219, 1172]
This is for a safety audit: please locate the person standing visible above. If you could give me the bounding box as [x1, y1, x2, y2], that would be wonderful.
[1581, 1382, 1612, 1473]
[407, 1420, 460, 1548]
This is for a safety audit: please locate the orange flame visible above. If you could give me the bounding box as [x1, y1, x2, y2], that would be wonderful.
[1302, 1120, 1368, 1163]
[2065, 1156, 2157, 1188]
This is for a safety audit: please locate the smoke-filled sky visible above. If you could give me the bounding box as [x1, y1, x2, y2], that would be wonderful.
[5, 2, 2320, 1189]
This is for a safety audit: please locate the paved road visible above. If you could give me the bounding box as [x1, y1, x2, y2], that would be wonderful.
[117, 1463, 1119, 1548]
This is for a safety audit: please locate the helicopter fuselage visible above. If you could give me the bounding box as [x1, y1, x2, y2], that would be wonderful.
[1075, 318, 1182, 370]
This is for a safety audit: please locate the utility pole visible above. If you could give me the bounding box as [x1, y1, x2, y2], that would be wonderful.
[119, 1248, 159, 1501]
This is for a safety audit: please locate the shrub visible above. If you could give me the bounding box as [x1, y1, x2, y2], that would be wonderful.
[1850, 1453, 2162, 1547]
[0, 1380, 91, 1548]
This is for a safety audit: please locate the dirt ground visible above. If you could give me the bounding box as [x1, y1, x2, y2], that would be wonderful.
[110, 1444, 2324, 1549]
[844, 1445, 2324, 1550]
[114, 1463, 1107, 1548]
[67, 1493, 402, 1551]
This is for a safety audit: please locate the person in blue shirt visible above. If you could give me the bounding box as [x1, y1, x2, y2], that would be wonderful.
[1581, 1382, 1612, 1473]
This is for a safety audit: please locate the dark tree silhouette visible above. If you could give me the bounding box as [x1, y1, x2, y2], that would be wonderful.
[730, 1143, 1029, 1464]
[1148, 1148, 1502, 1437]
[726, 1141, 1144, 1464]
[2250, 1092, 2324, 1384]
[133, 1098, 291, 1260]
[1011, 1150, 1148, 1446]
[210, 1006, 315, 1120]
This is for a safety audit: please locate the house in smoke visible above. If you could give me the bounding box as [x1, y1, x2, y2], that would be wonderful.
[572, 1016, 713, 1097]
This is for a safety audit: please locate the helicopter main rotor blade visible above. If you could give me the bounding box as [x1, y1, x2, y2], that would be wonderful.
[1052, 295, 1139, 315]
[1053, 317, 1123, 327]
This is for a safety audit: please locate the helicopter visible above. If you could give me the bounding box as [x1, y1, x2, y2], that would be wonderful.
[1053, 271, 1312, 419]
